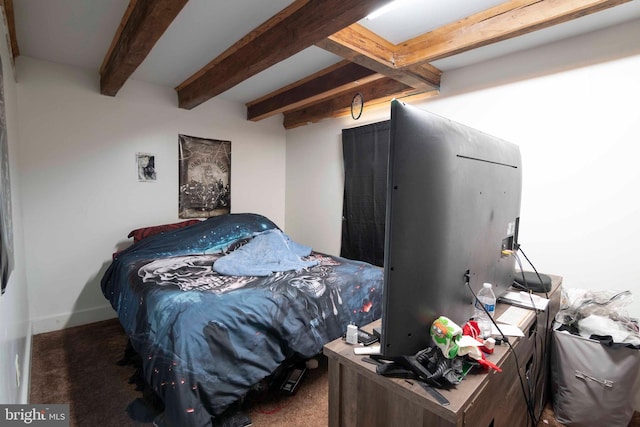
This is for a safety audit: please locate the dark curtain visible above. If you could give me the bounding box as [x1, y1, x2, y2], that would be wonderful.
[340, 121, 390, 267]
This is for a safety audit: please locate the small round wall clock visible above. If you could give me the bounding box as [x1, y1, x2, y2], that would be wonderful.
[351, 92, 364, 120]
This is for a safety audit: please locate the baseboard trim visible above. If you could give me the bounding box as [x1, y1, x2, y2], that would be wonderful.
[31, 305, 117, 335]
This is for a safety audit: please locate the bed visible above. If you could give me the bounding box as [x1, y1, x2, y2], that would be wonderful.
[101, 213, 383, 426]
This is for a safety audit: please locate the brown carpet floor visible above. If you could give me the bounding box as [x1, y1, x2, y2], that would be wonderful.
[29, 318, 329, 427]
[29, 318, 639, 427]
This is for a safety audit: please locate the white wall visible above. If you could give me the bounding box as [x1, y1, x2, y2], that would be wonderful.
[0, 17, 31, 403]
[285, 20, 640, 321]
[16, 57, 287, 334]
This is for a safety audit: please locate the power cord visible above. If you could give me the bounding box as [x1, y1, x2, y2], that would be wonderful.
[515, 243, 551, 301]
[515, 244, 554, 421]
[512, 251, 541, 420]
[465, 271, 538, 426]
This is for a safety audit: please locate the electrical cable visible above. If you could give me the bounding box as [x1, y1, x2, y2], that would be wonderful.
[516, 244, 550, 301]
[465, 271, 538, 426]
[513, 251, 540, 420]
[514, 244, 553, 422]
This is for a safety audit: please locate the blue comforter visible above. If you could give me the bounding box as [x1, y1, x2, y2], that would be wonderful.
[101, 213, 383, 427]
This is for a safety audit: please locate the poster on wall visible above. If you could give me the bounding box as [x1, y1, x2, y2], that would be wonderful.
[178, 134, 231, 219]
[0, 55, 14, 294]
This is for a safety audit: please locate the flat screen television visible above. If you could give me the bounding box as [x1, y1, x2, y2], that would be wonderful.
[380, 100, 522, 359]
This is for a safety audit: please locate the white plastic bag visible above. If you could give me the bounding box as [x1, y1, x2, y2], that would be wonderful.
[555, 288, 639, 344]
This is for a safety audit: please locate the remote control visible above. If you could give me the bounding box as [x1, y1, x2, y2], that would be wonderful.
[280, 366, 306, 395]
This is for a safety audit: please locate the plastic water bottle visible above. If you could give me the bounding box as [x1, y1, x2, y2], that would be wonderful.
[475, 282, 496, 338]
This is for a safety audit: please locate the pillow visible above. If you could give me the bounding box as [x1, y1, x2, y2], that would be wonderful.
[128, 220, 201, 243]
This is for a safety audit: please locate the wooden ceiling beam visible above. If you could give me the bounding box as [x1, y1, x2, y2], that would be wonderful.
[100, 0, 188, 97]
[0, 0, 19, 60]
[394, 0, 632, 67]
[282, 77, 436, 129]
[176, 0, 395, 110]
[316, 24, 441, 91]
[325, 23, 396, 68]
[247, 61, 381, 122]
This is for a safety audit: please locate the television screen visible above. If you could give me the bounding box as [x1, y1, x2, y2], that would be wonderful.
[380, 100, 522, 359]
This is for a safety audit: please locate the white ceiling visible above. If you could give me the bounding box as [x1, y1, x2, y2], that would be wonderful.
[12, 0, 640, 105]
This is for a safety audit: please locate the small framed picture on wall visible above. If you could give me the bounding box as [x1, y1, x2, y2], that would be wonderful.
[137, 152, 157, 182]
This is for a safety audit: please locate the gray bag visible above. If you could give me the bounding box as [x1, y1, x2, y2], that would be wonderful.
[551, 329, 640, 427]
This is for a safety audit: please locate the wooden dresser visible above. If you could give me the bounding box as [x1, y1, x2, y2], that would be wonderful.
[323, 275, 562, 427]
